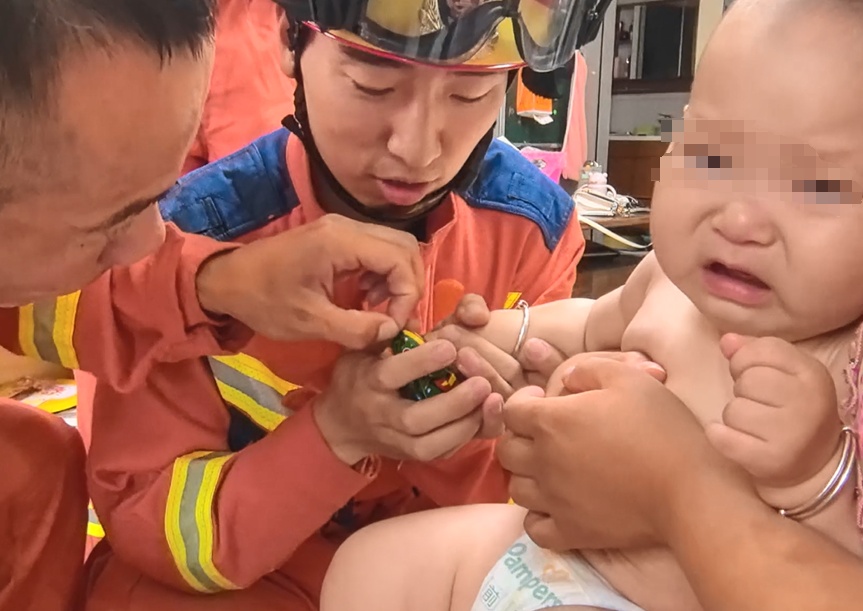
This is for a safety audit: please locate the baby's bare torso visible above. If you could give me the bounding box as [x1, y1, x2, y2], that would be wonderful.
[582, 268, 852, 611]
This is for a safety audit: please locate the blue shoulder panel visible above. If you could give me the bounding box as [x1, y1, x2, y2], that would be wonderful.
[461, 139, 574, 251]
[159, 128, 299, 242]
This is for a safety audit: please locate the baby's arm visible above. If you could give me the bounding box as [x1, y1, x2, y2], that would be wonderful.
[711, 335, 863, 557]
[467, 253, 658, 359]
[759, 371, 863, 557]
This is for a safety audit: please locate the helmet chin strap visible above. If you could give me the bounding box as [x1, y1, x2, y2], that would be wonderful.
[283, 20, 507, 226]
[281, 114, 493, 225]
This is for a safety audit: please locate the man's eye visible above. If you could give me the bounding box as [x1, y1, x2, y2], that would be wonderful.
[353, 81, 394, 97]
[452, 92, 491, 104]
[107, 215, 136, 236]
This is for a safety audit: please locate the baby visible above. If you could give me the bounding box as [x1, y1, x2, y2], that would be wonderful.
[318, 1, 863, 610]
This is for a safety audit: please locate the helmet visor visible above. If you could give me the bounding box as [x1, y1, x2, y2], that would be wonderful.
[278, 0, 609, 71]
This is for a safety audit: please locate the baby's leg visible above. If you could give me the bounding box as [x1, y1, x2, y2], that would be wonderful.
[321, 503, 528, 611]
[321, 502, 630, 611]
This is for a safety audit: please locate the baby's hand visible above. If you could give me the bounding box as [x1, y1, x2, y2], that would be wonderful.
[428, 303, 532, 398]
[707, 334, 842, 496]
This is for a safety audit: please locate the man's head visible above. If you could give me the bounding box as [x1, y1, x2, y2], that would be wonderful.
[0, 0, 216, 306]
[280, 23, 509, 217]
[651, 0, 863, 341]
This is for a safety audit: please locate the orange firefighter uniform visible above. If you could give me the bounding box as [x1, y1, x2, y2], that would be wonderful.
[0, 228, 252, 390]
[79, 0, 295, 444]
[81, 128, 585, 610]
[0, 400, 87, 611]
[76, 0, 297, 454]
[78, 0, 296, 445]
[0, 228, 252, 611]
[182, 0, 296, 174]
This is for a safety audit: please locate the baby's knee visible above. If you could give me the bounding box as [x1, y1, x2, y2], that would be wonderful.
[323, 520, 412, 610]
[324, 507, 517, 611]
[326, 521, 383, 582]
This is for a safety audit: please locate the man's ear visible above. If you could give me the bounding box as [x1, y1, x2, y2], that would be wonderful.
[279, 14, 297, 78]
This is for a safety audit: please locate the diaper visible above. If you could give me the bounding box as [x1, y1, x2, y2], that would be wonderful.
[471, 533, 645, 611]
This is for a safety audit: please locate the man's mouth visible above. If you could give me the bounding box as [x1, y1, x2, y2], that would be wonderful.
[375, 178, 435, 207]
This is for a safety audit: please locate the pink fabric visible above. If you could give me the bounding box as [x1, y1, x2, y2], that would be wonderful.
[840, 322, 863, 533]
[562, 52, 589, 181]
[519, 147, 565, 184]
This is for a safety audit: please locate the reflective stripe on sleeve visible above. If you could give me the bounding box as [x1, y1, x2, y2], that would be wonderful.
[164, 451, 239, 593]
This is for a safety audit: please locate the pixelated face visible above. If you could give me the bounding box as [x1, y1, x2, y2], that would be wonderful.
[650, 26, 863, 341]
[298, 32, 508, 213]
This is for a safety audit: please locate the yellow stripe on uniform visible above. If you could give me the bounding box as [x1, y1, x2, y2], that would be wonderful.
[87, 504, 105, 539]
[17, 292, 81, 368]
[195, 454, 237, 591]
[165, 451, 238, 593]
[208, 354, 298, 432]
[165, 452, 208, 592]
[503, 292, 523, 310]
[17, 304, 38, 360]
[52, 292, 81, 369]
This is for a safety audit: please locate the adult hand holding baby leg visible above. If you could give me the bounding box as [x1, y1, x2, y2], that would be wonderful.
[707, 334, 844, 500]
[312, 339, 494, 466]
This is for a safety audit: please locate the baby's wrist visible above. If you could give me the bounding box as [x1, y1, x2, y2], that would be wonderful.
[755, 429, 857, 517]
[755, 452, 841, 510]
[483, 308, 528, 354]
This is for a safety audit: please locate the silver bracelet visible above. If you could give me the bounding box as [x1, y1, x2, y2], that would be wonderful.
[511, 300, 531, 357]
[778, 427, 858, 521]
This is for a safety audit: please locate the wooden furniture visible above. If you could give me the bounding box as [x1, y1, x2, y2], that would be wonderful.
[606, 139, 668, 203]
[573, 213, 650, 298]
[572, 255, 641, 298]
[578, 211, 651, 246]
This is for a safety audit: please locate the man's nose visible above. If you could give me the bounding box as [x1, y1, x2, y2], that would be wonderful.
[386, 96, 444, 171]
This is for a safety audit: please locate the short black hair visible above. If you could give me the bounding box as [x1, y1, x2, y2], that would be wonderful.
[0, 0, 217, 111]
[0, 0, 217, 201]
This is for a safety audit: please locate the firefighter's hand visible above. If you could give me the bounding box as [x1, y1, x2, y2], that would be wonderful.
[196, 215, 424, 350]
[312, 340, 496, 466]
